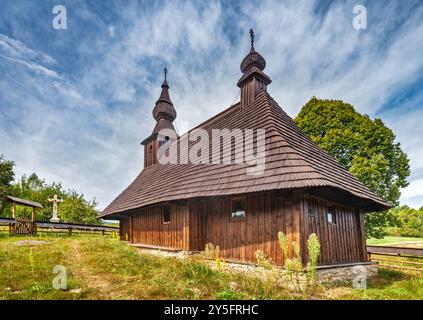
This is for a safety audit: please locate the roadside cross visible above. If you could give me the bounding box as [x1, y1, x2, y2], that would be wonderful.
[48, 194, 64, 223]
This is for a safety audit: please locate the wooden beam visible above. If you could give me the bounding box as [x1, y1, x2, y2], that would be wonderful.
[129, 215, 134, 243]
[31, 207, 36, 222]
[12, 202, 16, 219]
[182, 207, 190, 251]
[367, 245, 423, 257]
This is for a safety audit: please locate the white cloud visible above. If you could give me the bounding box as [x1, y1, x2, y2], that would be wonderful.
[1, 0, 423, 210]
[108, 25, 115, 38]
[0, 33, 56, 65]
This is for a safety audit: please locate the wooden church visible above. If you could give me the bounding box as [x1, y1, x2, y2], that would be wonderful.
[101, 31, 390, 266]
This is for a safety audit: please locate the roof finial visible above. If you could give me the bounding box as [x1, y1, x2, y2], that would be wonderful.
[249, 28, 255, 49]
[163, 65, 168, 81]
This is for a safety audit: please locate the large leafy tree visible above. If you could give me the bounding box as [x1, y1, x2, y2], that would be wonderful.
[295, 98, 410, 238]
[0, 154, 15, 214]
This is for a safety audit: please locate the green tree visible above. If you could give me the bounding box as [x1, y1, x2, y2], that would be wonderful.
[0, 154, 15, 215]
[295, 98, 410, 238]
[10, 173, 64, 220]
[387, 205, 423, 237]
[8, 173, 99, 224]
[59, 190, 99, 225]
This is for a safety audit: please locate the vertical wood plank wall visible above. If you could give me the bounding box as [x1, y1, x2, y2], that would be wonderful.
[303, 193, 367, 264]
[119, 190, 368, 265]
[190, 192, 300, 265]
[120, 217, 130, 241]
[128, 205, 189, 250]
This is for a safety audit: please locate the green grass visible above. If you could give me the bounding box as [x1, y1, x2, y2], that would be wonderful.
[367, 236, 423, 246]
[0, 235, 296, 300]
[334, 268, 423, 300]
[0, 234, 422, 300]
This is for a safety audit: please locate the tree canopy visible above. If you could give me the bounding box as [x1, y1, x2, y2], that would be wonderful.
[0, 155, 100, 225]
[295, 98, 410, 238]
[6, 173, 100, 224]
[387, 205, 423, 238]
[0, 154, 15, 214]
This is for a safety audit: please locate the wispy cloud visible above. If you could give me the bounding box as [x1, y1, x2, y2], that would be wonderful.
[0, 32, 60, 79]
[0, 0, 422, 209]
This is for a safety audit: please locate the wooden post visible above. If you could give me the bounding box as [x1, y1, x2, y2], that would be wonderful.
[31, 207, 36, 222]
[12, 202, 16, 219]
[182, 207, 190, 252]
[357, 210, 368, 262]
[130, 215, 134, 243]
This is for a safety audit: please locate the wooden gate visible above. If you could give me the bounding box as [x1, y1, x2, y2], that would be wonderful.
[10, 217, 37, 235]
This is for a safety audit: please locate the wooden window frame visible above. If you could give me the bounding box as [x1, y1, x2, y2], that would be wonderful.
[162, 206, 171, 224]
[327, 207, 336, 224]
[230, 196, 246, 222]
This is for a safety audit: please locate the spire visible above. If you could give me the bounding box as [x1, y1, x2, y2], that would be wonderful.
[153, 68, 176, 122]
[237, 28, 271, 108]
[141, 68, 178, 168]
[142, 68, 177, 137]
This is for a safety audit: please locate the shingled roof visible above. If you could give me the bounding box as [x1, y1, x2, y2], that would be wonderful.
[101, 90, 390, 218]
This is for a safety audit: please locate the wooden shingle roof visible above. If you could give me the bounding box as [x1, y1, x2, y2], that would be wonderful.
[101, 91, 390, 218]
[6, 196, 43, 208]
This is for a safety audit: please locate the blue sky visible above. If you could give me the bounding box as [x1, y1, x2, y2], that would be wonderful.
[0, 0, 422, 210]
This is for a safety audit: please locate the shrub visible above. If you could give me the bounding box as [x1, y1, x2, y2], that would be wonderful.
[255, 250, 273, 269]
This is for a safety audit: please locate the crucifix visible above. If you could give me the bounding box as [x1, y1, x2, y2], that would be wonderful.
[48, 194, 63, 223]
[249, 28, 255, 49]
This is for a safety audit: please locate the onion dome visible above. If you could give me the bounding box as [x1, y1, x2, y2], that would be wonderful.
[237, 29, 271, 88]
[240, 47, 266, 73]
[152, 79, 177, 122]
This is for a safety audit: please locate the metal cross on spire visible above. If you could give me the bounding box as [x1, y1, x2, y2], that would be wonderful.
[163, 65, 168, 81]
[249, 28, 255, 49]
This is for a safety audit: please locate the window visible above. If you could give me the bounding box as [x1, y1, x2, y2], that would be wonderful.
[162, 206, 171, 224]
[231, 197, 246, 221]
[308, 206, 315, 217]
[327, 207, 336, 224]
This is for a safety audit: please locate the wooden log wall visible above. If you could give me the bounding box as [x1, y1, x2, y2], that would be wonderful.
[189, 191, 301, 265]
[129, 205, 189, 250]
[302, 193, 367, 265]
[121, 189, 367, 266]
[120, 217, 131, 241]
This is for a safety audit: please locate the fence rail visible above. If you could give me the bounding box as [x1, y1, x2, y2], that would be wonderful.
[0, 217, 119, 236]
[367, 245, 423, 273]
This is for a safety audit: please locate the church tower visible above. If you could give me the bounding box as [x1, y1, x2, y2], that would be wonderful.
[237, 29, 271, 109]
[141, 68, 177, 168]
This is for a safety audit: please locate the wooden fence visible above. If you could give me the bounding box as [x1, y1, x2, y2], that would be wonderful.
[367, 245, 423, 273]
[0, 218, 119, 236]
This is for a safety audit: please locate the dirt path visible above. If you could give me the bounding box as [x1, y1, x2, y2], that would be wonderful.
[67, 240, 118, 299]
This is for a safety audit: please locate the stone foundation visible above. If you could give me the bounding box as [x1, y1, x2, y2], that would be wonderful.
[317, 264, 377, 283]
[133, 246, 377, 284]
